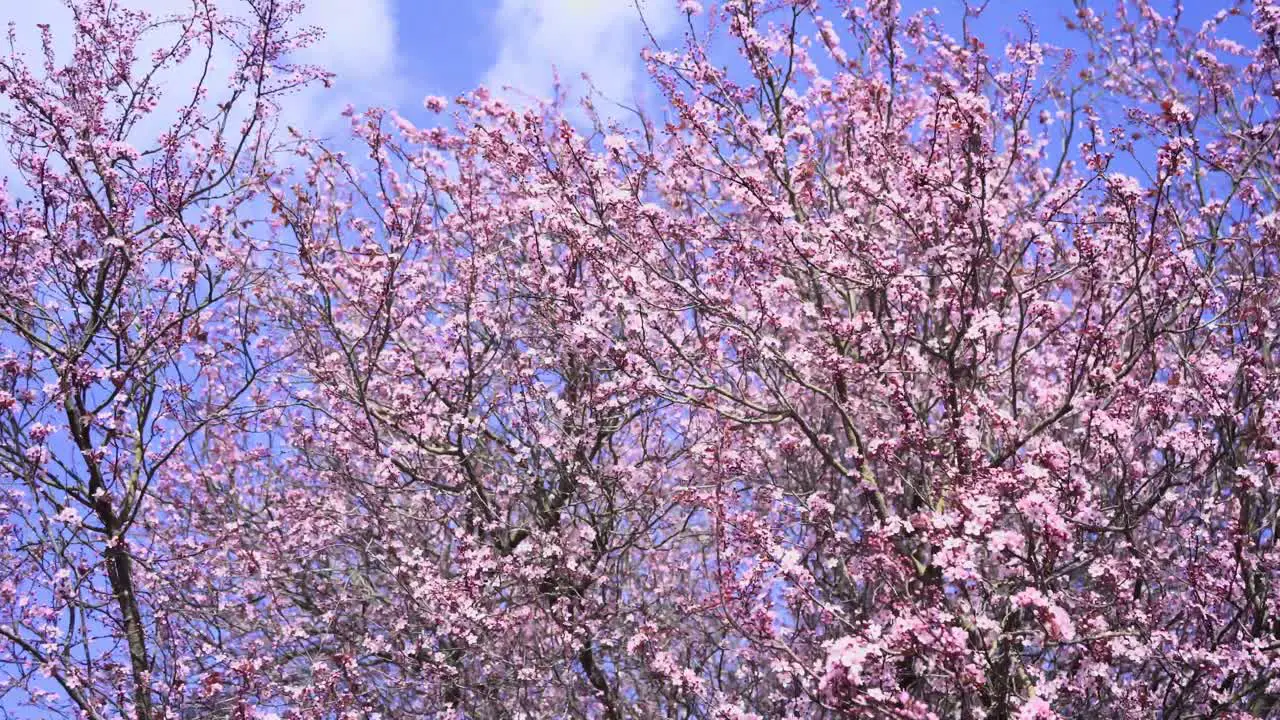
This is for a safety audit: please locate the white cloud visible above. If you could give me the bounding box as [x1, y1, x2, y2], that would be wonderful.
[484, 0, 678, 116]
[292, 0, 402, 130]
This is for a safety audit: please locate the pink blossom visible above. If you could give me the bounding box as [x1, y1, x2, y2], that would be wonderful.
[0, 1, 1276, 718]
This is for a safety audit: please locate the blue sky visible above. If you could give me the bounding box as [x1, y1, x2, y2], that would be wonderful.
[341, 0, 1184, 140]
[0, 0, 692, 156]
[290, 0, 1113, 134]
[1, 0, 1248, 147]
[390, 0, 1082, 118]
[1, 0, 1220, 158]
[384, 0, 692, 127]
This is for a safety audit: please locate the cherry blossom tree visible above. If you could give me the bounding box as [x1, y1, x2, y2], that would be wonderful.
[6, 0, 1280, 719]
[0, 1, 326, 717]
